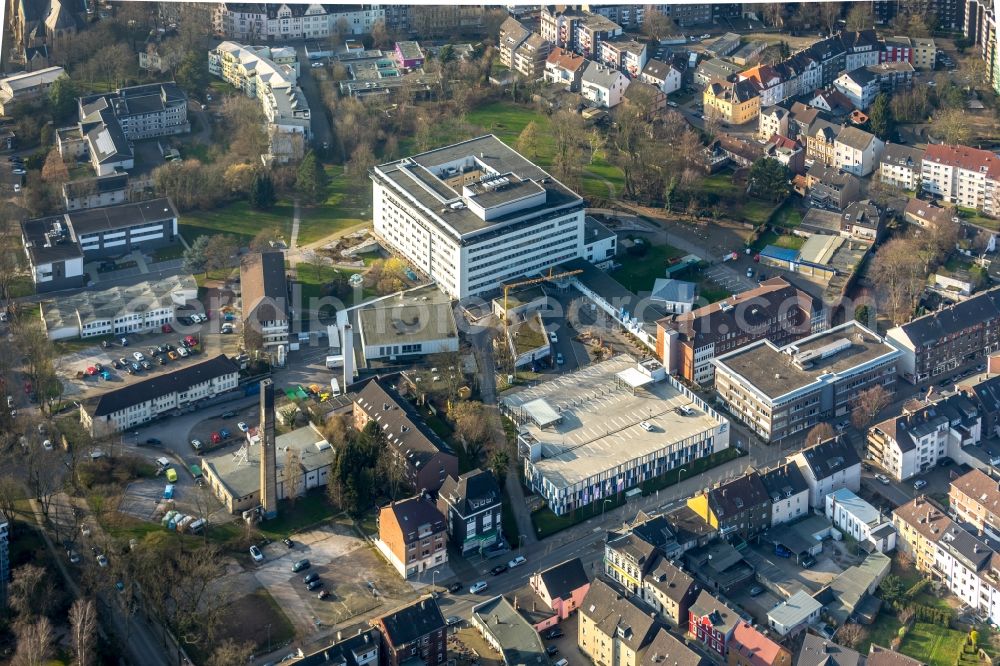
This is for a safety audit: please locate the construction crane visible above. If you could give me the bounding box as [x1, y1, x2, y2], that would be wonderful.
[501, 267, 583, 324]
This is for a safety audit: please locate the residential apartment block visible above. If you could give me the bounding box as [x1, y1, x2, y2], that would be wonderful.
[893, 496, 1000, 626]
[544, 47, 586, 90]
[867, 393, 981, 481]
[371, 597, 447, 666]
[761, 462, 810, 527]
[213, 3, 382, 41]
[791, 436, 862, 508]
[886, 287, 1000, 383]
[240, 252, 289, 351]
[353, 378, 458, 494]
[436, 468, 502, 556]
[581, 61, 629, 108]
[879, 143, 925, 191]
[657, 277, 825, 385]
[61, 173, 129, 211]
[599, 36, 648, 77]
[950, 468, 1000, 541]
[825, 488, 897, 553]
[80, 355, 240, 437]
[834, 126, 884, 177]
[578, 578, 661, 666]
[687, 472, 770, 542]
[688, 590, 738, 658]
[921, 143, 1000, 216]
[529, 557, 591, 622]
[21, 198, 180, 293]
[498, 18, 550, 80]
[376, 496, 448, 579]
[703, 79, 760, 125]
[541, 7, 622, 58]
[371, 135, 585, 299]
[713, 321, 899, 442]
[502, 356, 729, 516]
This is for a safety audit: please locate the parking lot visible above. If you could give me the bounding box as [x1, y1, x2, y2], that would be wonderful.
[187, 402, 261, 454]
[743, 540, 847, 598]
[117, 462, 223, 524]
[702, 263, 753, 295]
[250, 520, 415, 634]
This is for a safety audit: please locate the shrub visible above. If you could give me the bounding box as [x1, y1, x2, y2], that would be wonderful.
[904, 578, 931, 598]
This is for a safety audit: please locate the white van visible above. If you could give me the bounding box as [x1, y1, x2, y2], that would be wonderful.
[330, 378, 341, 396]
[677, 404, 694, 416]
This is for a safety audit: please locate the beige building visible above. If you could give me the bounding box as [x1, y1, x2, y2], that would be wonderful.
[911, 37, 938, 69]
[0, 66, 65, 114]
[579, 578, 661, 666]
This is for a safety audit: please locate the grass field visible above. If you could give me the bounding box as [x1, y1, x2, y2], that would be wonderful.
[753, 230, 805, 252]
[900, 622, 968, 666]
[192, 589, 295, 661]
[294, 262, 371, 307]
[697, 172, 780, 225]
[860, 612, 902, 654]
[609, 243, 685, 292]
[297, 164, 372, 246]
[181, 200, 296, 244]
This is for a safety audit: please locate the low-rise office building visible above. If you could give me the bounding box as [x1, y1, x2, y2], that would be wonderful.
[867, 393, 981, 480]
[41, 274, 196, 340]
[21, 198, 180, 293]
[202, 423, 334, 514]
[376, 496, 448, 579]
[80, 354, 239, 437]
[825, 488, 897, 553]
[61, 173, 129, 211]
[886, 287, 1000, 383]
[714, 321, 900, 442]
[356, 285, 458, 363]
[502, 355, 729, 516]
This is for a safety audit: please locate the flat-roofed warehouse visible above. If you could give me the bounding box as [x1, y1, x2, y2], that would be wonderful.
[713, 321, 901, 442]
[501, 354, 730, 516]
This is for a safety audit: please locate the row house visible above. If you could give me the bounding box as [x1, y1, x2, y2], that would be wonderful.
[893, 496, 1000, 626]
[686, 472, 770, 542]
[840, 200, 886, 241]
[738, 64, 783, 108]
[959, 374, 1000, 438]
[903, 197, 957, 230]
[213, 3, 381, 41]
[758, 106, 789, 141]
[640, 59, 682, 95]
[950, 468, 1000, 541]
[371, 598, 447, 666]
[729, 622, 792, 666]
[881, 36, 913, 63]
[921, 143, 1000, 216]
[803, 165, 862, 211]
[841, 29, 881, 72]
[605, 513, 681, 592]
[833, 126, 884, 177]
[867, 393, 981, 481]
[879, 143, 925, 191]
[886, 286, 1000, 383]
[807, 89, 855, 120]
[599, 36, 647, 78]
[807, 35, 848, 87]
[656, 277, 825, 385]
[805, 118, 841, 168]
[687, 590, 738, 658]
[764, 135, 805, 174]
[760, 463, 810, 527]
[436, 468, 502, 556]
[377, 496, 449, 579]
[788, 102, 824, 140]
[791, 436, 862, 509]
[579, 578, 661, 666]
[529, 557, 591, 623]
[544, 48, 587, 91]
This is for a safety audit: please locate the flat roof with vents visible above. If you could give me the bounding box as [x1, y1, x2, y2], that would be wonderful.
[714, 320, 900, 401]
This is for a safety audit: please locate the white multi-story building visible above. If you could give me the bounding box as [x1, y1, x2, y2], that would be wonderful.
[834, 126, 885, 177]
[580, 61, 629, 108]
[879, 143, 925, 191]
[922, 143, 1000, 215]
[833, 68, 880, 109]
[80, 354, 240, 437]
[371, 135, 586, 299]
[213, 3, 382, 41]
[208, 41, 311, 149]
[867, 393, 982, 481]
[825, 488, 897, 553]
[791, 436, 862, 509]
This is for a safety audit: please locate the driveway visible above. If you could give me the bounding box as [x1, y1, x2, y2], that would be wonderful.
[295, 47, 333, 152]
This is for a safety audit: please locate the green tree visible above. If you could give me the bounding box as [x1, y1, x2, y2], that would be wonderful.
[295, 150, 324, 204]
[868, 93, 894, 140]
[249, 171, 276, 210]
[183, 235, 210, 275]
[747, 158, 791, 202]
[175, 49, 210, 95]
[47, 76, 78, 123]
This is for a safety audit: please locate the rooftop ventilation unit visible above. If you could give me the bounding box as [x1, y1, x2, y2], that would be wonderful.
[792, 337, 852, 368]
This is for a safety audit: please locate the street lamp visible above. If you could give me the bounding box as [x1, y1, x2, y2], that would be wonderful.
[601, 499, 613, 519]
[677, 467, 687, 486]
[518, 534, 526, 551]
[431, 569, 440, 592]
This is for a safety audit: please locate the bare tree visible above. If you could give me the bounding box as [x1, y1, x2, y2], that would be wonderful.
[69, 598, 98, 666]
[806, 422, 835, 445]
[819, 3, 843, 34]
[8, 564, 58, 619]
[935, 107, 972, 145]
[870, 238, 925, 325]
[283, 446, 303, 505]
[837, 622, 867, 649]
[207, 639, 255, 666]
[851, 385, 893, 431]
[12, 616, 53, 666]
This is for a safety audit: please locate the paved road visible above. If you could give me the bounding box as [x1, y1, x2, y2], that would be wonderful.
[295, 47, 334, 153]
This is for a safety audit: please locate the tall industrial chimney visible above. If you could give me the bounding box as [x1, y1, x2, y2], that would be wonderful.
[259, 378, 278, 519]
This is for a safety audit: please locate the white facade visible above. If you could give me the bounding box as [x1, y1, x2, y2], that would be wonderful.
[825, 488, 896, 552]
[214, 3, 382, 41]
[921, 145, 1000, 216]
[769, 486, 810, 527]
[880, 160, 921, 191]
[640, 65, 681, 95]
[371, 136, 586, 299]
[833, 71, 879, 109]
[767, 591, 822, 637]
[834, 133, 884, 177]
[581, 65, 629, 108]
[758, 107, 789, 141]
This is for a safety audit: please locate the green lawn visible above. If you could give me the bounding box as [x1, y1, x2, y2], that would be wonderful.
[609, 243, 685, 292]
[151, 244, 186, 262]
[294, 261, 372, 308]
[772, 201, 804, 228]
[753, 230, 804, 252]
[256, 491, 340, 540]
[297, 164, 372, 246]
[900, 622, 968, 666]
[695, 171, 780, 225]
[180, 200, 295, 244]
[860, 612, 902, 654]
[958, 206, 1000, 231]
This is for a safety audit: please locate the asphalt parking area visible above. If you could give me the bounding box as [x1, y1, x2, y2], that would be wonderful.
[253, 521, 415, 634]
[745, 543, 841, 596]
[703, 265, 749, 294]
[117, 469, 210, 523]
[187, 404, 261, 453]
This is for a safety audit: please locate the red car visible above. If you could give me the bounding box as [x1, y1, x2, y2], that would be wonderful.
[184, 335, 198, 347]
[23, 381, 31, 394]
[85, 367, 97, 376]
[161, 323, 173, 333]
[210, 432, 222, 444]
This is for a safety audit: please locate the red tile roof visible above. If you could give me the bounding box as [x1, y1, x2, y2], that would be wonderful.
[730, 622, 788, 666]
[924, 143, 1000, 181]
[546, 47, 586, 72]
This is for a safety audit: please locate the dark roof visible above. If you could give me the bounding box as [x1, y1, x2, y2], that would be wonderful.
[840, 67, 877, 86]
[438, 468, 501, 517]
[20, 214, 84, 265]
[382, 496, 447, 545]
[789, 102, 823, 128]
[581, 578, 661, 652]
[835, 126, 877, 151]
[880, 143, 924, 169]
[644, 555, 696, 604]
[354, 377, 455, 470]
[840, 29, 879, 51]
[866, 645, 924, 666]
[807, 35, 846, 61]
[842, 200, 883, 231]
[874, 394, 980, 453]
[760, 463, 809, 503]
[708, 471, 769, 519]
[66, 197, 175, 235]
[641, 58, 673, 81]
[796, 436, 860, 480]
[961, 375, 1000, 416]
[895, 287, 1000, 347]
[640, 628, 707, 666]
[688, 590, 738, 635]
[537, 557, 590, 601]
[240, 252, 289, 322]
[62, 173, 129, 200]
[796, 634, 863, 666]
[375, 597, 446, 648]
[86, 355, 238, 417]
[296, 628, 380, 666]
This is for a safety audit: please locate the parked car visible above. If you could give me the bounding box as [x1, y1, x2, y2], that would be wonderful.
[317, 590, 330, 600]
[938, 457, 954, 467]
[543, 627, 564, 640]
[469, 581, 488, 594]
[220, 428, 232, 439]
[800, 555, 817, 568]
[249, 545, 264, 563]
[448, 582, 463, 593]
[96, 554, 109, 567]
[639, 420, 654, 432]
[749, 585, 764, 596]
[875, 474, 891, 484]
[237, 421, 249, 432]
[546, 646, 559, 657]
[508, 555, 526, 569]
[292, 558, 311, 572]
[490, 564, 508, 576]
[210, 432, 222, 444]
[132, 352, 145, 361]
[146, 438, 161, 446]
[774, 544, 792, 558]
[306, 579, 323, 591]
[190, 439, 202, 451]
[446, 616, 462, 627]
[913, 479, 928, 490]
[221, 410, 237, 419]
[282, 538, 293, 548]
[303, 572, 320, 584]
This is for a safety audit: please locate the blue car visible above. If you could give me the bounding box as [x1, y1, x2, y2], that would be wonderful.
[219, 428, 232, 440]
[774, 544, 792, 558]
[164, 484, 174, 499]
[100, 370, 112, 380]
